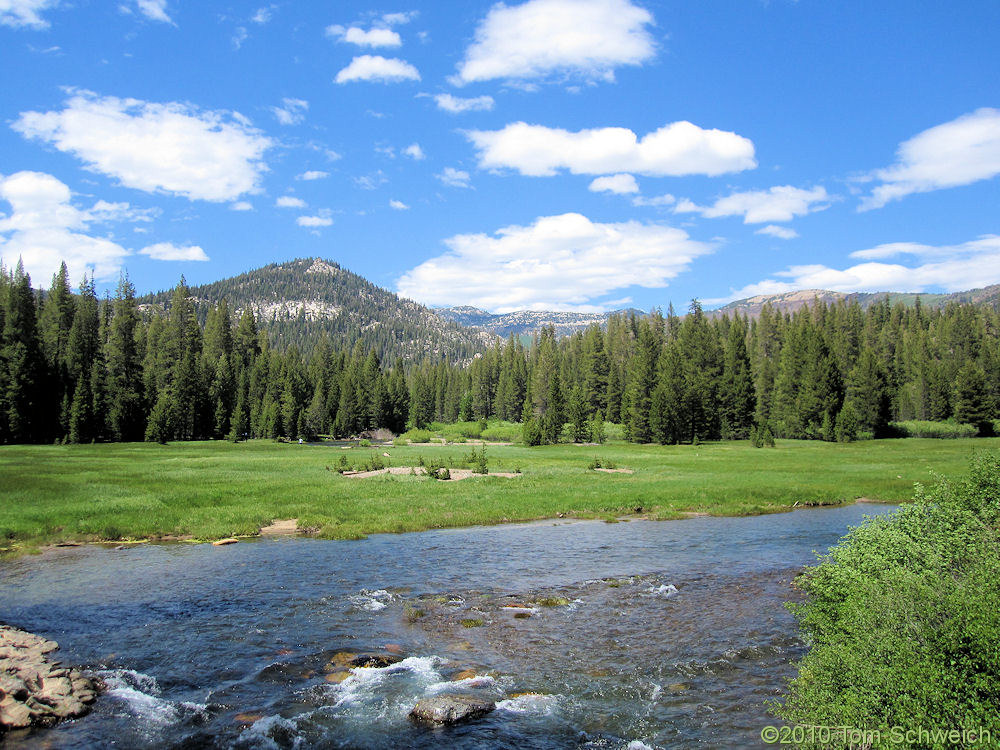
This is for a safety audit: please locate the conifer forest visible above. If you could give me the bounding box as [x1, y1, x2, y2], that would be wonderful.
[2, 260, 998, 447]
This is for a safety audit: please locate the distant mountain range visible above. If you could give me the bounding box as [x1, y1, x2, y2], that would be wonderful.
[709, 285, 1000, 318]
[434, 306, 644, 339]
[137, 257, 1000, 357]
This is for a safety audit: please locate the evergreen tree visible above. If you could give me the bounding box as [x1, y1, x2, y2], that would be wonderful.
[106, 273, 145, 441]
[952, 361, 992, 434]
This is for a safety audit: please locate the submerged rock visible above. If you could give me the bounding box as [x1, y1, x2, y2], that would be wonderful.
[0, 625, 99, 733]
[409, 694, 495, 725]
[349, 653, 403, 668]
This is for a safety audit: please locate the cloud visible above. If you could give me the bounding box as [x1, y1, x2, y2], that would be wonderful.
[251, 6, 274, 24]
[398, 213, 711, 312]
[467, 120, 756, 177]
[403, 143, 425, 160]
[756, 224, 799, 240]
[454, 0, 655, 85]
[297, 170, 329, 181]
[0, 170, 133, 283]
[139, 242, 208, 261]
[381, 11, 417, 25]
[14, 90, 272, 202]
[674, 185, 831, 224]
[436, 167, 471, 188]
[271, 97, 308, 125]
[276, 196, 306, 208]
[133, 0, 172, 23]
[297, 211, 333, 227]
[589, 173, 638, 194]
[326, 24, 402, 48]
[861, 108, 1000, 210]
[708, 234, 1000, 305]
[632, 193, 675, 207]
[230, 201, 253, 211]
[0, 0, 57, 28]
[434, 93, 495, 114]
[390, 199, 410, 210]
[335, 55, 420, 83]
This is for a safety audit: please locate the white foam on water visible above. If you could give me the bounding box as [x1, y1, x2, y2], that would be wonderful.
[97, 669, 207, 728]
[649, 683, 662, 701]
[496, 693, 560, 715]
[349, 588, 396, 611]
[644, 583, 679, 598]
[241, 714, 305, 750]
[625, 741, 655, 750]
[329, 655, 444, 708]
[424, 674, 497, 694]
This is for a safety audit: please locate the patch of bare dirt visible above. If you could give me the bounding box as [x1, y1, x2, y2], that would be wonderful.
[342, 467, 521, 481]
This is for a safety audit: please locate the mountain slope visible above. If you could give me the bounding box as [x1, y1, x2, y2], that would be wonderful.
[139, 258, 496, 363]
[434, 306, 645, 338]
[710, 284, 1000, 318]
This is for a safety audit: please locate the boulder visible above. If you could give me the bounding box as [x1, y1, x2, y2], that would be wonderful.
[0, 625, 99, 733]
[409, 694, 495, 725]
[349, 653, 403, 669]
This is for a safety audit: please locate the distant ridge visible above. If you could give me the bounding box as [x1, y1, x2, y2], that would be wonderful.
[139, 258, 496, 363]
[434, 306, 645, 338]
[709, 284, 1000, 318]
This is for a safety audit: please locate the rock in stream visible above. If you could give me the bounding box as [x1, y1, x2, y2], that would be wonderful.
[0, 625, 99, 733]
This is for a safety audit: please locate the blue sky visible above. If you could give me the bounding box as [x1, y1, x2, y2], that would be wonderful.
[1, 0, 999, 312]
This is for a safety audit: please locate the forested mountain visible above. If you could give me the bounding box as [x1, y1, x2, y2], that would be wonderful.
[3, 257, 998, 447]
[434, 306, 644, 338]
[712, 284, 1000, 318]
[139, 258, 495, 364]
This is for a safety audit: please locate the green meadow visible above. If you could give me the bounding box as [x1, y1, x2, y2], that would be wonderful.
[2, 437, 997, 555]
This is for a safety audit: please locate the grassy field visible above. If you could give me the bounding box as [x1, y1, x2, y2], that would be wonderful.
[1, 437, 996, 555]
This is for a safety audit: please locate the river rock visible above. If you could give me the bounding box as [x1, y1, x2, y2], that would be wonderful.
[0, 625, 99, 733]
[350, 653, 403, 668]
[409, 694, 495, 725]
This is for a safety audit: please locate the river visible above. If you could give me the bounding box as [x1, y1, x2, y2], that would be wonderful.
[0, 504, 893, 749]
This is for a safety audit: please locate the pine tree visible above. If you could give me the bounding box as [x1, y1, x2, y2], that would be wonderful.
[844, 349, 892, 438]
[952, 361, 992, 434]
[719, 315, 755, 439]
[106, 273, 145, 441]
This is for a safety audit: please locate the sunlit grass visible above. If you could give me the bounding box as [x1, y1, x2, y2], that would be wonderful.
[1, 437, 995, 554]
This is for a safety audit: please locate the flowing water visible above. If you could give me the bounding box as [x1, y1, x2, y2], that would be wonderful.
[0, 504, 893, 749]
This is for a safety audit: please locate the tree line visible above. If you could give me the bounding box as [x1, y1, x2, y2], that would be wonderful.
[1, 260, 998, 445]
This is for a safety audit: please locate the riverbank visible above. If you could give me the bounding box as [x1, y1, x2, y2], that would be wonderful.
[1, 438, 995, 556]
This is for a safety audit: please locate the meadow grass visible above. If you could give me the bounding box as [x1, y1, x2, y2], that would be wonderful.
[1, 437, 996, 555]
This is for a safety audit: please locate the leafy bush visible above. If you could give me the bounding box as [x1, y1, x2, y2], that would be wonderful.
[774, 452, 1000, 746]
[358, 438, 371, 447]
[890, 420, 979, 439]
[480, 420, 521, 442]
[401, 428, 433, 444]
[392, 436, 409, 446]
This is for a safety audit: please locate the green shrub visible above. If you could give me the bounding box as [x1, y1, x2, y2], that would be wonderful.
[402, 428, 433, 443]
[392, 436, 409, 446]
[751, 422, 776, 447]
[890, 420, 979, 439]
[480, 421, 521, 442]
[774, 452, 1000, 746]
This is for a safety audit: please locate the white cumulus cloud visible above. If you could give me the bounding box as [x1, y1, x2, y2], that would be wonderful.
[271, 97, 308, 125]
[436, 167, 471, 188]
[454, 0, 655, 85]
[230, 201, 253, 211]
[861, 108, 1000, 210]
[708, 234, 1000, 305]
[297, 212, 333, 227]
[397, 212, 712, 312]
[389, 199, 410, 210]
[297, 170, 329, 181]
[467, 120, 756, 177]
[276, 195, 306, 208]
[589, 173, 638, 194]
[404, 143, 425, 160]
[14, 90, 272, 202]
[326, 24, 402, 48]
[674, 185, 831, 224]
[133, 0, 172, 23]
[434, 93, 495, 114]
[139, 242, 208, 261]
[756, 225, 799, 240]
[0, 170, 147, 283]
[335, 55, 420, 83]
[0, 0, 58, 28]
